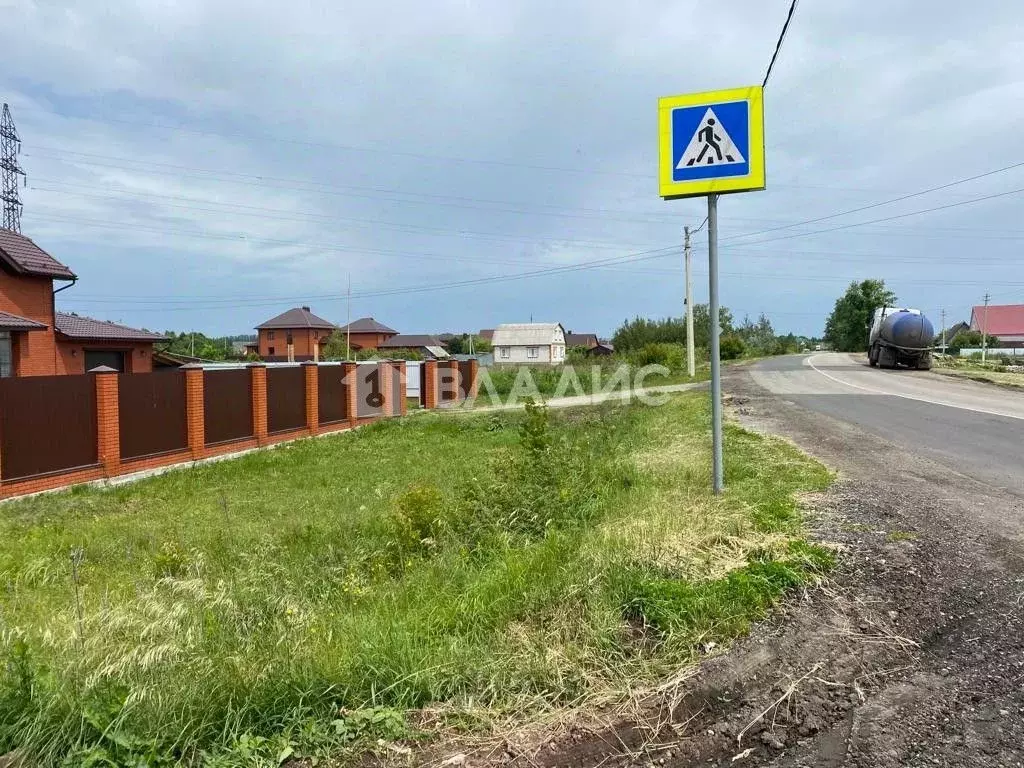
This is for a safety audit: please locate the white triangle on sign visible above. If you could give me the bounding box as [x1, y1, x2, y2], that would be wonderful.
[675, 108, 745, 169]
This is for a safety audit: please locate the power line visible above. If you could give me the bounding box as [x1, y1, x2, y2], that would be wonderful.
[27, 185, 660, 251]
[15, 104, 652, 180]
[762, 0, 799, 88]
[723, 184, 1024, 248]
[26, 148, 680, 225]
[724, 160, 1024, 242]
[49, 242, 680, 308]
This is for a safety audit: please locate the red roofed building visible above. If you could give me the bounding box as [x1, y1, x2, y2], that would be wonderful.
[970, 304, 1024, 348]
[0, 230, 165, 377]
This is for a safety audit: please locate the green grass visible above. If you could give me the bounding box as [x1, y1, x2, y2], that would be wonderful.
[478, 361, 711, 401]
[0, 393, 831, 766]
[933, 366, 1024, 390]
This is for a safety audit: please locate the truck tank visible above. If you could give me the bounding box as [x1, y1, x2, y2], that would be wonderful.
[881, 311, 934, 351]
[868, 307, 935, 370]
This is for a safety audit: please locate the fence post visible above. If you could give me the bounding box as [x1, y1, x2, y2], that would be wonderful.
[398, 361, 408, 416]
[250, 363, 268, 445]
[183, 364, 206, 460]
[344, 362, 359, 427]
[92, 366, 121, 478]
[303, 361, 319, 435]
[467, 358, 479, 400]
[378, 361, 393, 417]
[423, 360, 438, 409]
[442, 360, 459, 404]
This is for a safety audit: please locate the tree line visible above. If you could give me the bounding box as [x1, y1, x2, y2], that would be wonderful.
[611, 304, 811, 361]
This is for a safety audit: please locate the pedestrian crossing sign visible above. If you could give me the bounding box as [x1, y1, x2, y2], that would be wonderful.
[659, 86, 765, 200]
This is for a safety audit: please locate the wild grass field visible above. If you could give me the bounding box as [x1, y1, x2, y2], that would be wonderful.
[0, 392, 831, 766]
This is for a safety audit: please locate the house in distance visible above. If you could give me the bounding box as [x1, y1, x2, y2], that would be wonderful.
[491, 323, 566, 365]
[336, 317, 398, 351]
[970, 304, 1024, 348]
[255, 306, 336, 362]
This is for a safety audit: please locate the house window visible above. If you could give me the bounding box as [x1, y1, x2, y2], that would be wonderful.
[527, 346, 539, 359]
[313, 331, 319, 339]
[500, 346, 510, 359]
[268, 331, 275, 340]
[268, 346, 276, 355]
[0, 332, 11, 378]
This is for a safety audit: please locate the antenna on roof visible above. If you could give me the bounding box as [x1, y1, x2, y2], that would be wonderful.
[1, 104, 27, 233]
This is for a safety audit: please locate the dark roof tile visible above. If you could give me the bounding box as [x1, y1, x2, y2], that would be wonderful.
[0, 230, 76, 280]
[0, 310, 47, 331]
[256, 306, 337, 330]
[378, 334, 444, 348]
[337, 316, 397, 334]
[55, 312, 166, 342]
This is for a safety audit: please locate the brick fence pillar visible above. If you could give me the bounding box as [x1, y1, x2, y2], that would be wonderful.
[92, 366, 121, 478]
[344, 362, 359, 427]
[423, 360, 438, 409]
[398, 361, 408, 416]
[250, 363, 268, 445]
[442, 360, 459, 404]
[379, 361, 393, 417]
[467, 358, 479, 400]
[183, 364, 206, 460]
[303, 361, 319, 435]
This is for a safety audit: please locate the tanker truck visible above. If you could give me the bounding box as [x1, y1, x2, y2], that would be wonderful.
[868, 307, 935, 370]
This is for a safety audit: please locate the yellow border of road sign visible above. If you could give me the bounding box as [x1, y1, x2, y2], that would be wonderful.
[658, 85, 765, 200]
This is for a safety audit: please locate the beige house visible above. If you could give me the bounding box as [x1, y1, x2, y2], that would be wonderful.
[491, 323, 566, 365]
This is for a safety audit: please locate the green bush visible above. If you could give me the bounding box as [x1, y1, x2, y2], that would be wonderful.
[719, 334, 746, 360]
[629, 343, 685, 371]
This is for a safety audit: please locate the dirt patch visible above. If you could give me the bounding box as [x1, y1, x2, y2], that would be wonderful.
[385, 364, 1024, 767]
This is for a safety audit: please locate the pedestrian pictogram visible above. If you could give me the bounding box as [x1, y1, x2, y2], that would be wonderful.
[658, 86, 765, 200]
[677, 109, 745, 168]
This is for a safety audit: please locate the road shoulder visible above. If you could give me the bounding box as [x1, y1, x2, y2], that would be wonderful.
[425, 362, 1024, 768]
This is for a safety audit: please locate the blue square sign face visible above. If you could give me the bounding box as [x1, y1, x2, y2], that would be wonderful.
[671, 100, 750, 182]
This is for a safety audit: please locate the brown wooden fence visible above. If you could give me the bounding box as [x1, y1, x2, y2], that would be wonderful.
[0, 375, 98, 480]
[267, 366, 306, 434]
[204, 369, 253, 446]
[318, 365, 348, 425]
[0, 360, 475, 500]
[119, 371, 188, 460]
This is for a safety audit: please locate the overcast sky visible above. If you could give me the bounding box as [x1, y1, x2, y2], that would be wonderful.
[3, 0, 1023, 337]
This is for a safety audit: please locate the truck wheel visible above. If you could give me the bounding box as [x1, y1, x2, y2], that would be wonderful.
[878, 347, 896, 369]
[868, 345, 879, 367]
[917, 353, 932, 371]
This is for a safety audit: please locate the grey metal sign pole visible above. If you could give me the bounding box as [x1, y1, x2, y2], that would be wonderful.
[707, 193, 723, 493]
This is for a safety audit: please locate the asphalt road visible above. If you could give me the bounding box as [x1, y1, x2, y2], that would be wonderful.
[749, 352, 1024, 497]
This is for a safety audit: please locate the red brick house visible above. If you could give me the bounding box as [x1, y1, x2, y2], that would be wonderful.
[255, 306, 336, 361]
[0, 230, 165, 377]
[336, 317, 397, 351]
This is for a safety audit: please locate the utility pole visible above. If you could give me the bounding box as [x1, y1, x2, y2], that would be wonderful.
[684, 225, 695, 378]
[940, 308, 946, 355]
[0, 104, 27, 233]
[707, 194, 723, 495]
[981, 292, 990, 363]
[346, 272, 352, 362]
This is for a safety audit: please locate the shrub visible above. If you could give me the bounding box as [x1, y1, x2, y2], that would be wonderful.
[719, 334, 746, 360]
[630, 343, 685, 371]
